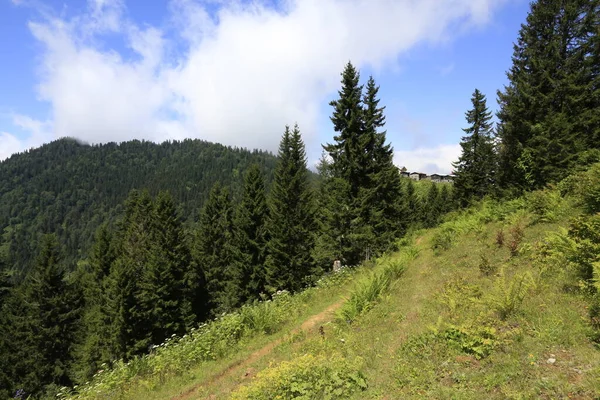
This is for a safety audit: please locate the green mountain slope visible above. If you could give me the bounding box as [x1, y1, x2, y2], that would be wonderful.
[0, 138, 277, 274]
[63, 165, 600, 399]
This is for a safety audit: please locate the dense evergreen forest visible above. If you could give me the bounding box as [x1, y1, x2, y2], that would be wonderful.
[1, 0, 600, 398]
[0, 139, 278, 275]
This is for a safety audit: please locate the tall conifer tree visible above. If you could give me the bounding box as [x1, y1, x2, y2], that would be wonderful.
[233, 165, 269, 303]
[106, 190, 154, 359]
[76, 224, 116, 380]
[452, 89, 496, 206]
[141, 191, 194, 343]
[265, 125, 317, 292]
[11, 235, 82, 395]
[496, 0, 600, 190]
[195, 183, 236, 315]
[360, 76, 404, 252]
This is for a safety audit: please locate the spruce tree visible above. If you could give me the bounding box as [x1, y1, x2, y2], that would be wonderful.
[496, 0, 600, 190]
[453, 89, 496, 206]
[14, 235, 82, 394]
[360, 76, 404, 253]
[233, 165, 269, 303]
[141, 191, 194, 344]
[324, 65, 405, 263]
[439, 184, 452, 215]
[312, 153, 353, 268]
[106, 189, 154, 359]
[265, 124, 317, 292]
[0, 271, 14, 398]
[404, 179, 419, 227]
[324, 62, 365, 195]
[423, 183, 441, 228]
[76, 224, 116, 380]
[195, 183, 236, 315]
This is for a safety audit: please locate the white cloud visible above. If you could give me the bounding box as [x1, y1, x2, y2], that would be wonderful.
[0, 132, 23, 161]
[10, 0, 507, 156]
[394, 144, 461, 175]
[0, 114, 54, 161]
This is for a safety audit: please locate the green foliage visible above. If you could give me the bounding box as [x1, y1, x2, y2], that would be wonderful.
[431, 226, 456, 254]
[195, 183, 236, 315]
[232, 164, 270, 304]
[567, 215, 600, 284]
[452, 89, 497, 205]
[423, 183, 441, 228]
[338, 260, 406, 323]
[321, 63, 405, 265]
[489, 268, 534, 320]
[496, 0, 600, 191]
[2, 235, 83, 397]
[442, 324, 498, 360]
[62, 269, 356, 399]
[265, 125, 317, 293]
[230, 354, 367, 400]
[0, 138, 277, 274]
[526, 189, 563, 223]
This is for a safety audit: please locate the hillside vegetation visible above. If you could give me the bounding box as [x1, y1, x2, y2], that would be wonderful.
[60, 163, 600, 399]
[2, 1, 600, 397]
[0, 138, 278, 274]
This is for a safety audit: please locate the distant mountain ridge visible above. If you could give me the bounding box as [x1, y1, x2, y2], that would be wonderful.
[0, 137, 278, 275]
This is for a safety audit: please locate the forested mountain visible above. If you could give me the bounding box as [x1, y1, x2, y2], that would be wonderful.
[0, 138, 278, 275]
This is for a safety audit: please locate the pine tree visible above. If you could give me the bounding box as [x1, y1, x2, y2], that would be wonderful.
[0, 271, 14, 398]
[323, 65, 405, 263]
[423, 183, 441, 228]
[76, 224, 116, 380]
[312, 153, 352, 268]
[324, 62, 366, 195]
[404, 179, 419, 227]
[496, 0, 600, 190]
[439, 184, 452, 215]
[360, 76, 404, 253]
[195, 183, 236, 315]
[13, 235, 82, 395]
[233, 165, 269, 303]
[107, 189, 154, 360]
[265, 125, 317, 292]
[453, 89, 496, 206]
[141, 191, 194, 344]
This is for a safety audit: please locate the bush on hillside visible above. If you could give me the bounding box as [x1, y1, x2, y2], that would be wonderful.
[568, 215, 600, 284]
[526, 189, 562, 223]
[230, 354, 367, 400]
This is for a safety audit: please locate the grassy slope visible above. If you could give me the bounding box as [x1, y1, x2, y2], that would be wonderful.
[69, 190, 600, 399]
[222, 200, 600, 399]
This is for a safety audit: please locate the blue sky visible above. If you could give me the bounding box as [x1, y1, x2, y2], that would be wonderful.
[0, 0, 530, 173]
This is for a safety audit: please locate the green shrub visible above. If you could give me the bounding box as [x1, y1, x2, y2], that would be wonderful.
[442, 324, 498, 359]
[568, 215, 600, 283]
[338, 272, 391, 323]
[589, 294, 600, 343]
[338, 261, 406, 324]
[431, 226, 455, 254]
[526, 189, 562, 223]
[489, 268, 534, 320]
[230, 354, 367, 400]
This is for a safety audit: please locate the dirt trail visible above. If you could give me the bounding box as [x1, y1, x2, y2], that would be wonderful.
[171, 299, 345, 400]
